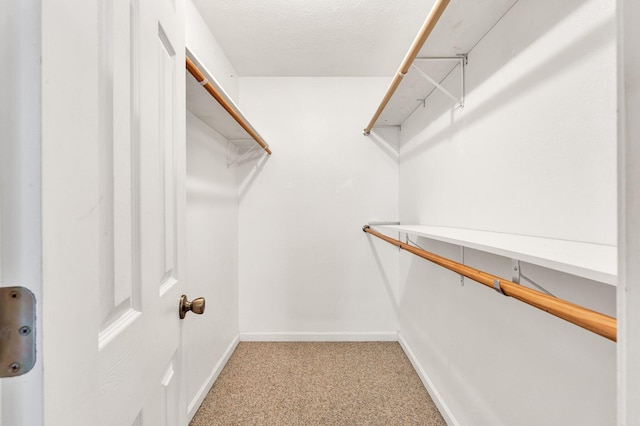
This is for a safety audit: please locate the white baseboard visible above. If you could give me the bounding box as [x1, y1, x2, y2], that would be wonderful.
[187, 334, 240, 421]
[398, 333, 458, 426]
[239, 331, 399, 342]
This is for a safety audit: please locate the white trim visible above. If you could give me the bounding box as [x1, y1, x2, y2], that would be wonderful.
[617, 0, 640, 422]
[0, 2, 43, 424]
[398, 333, 458, 426]
[98, 309, 141, 350]
[186, 334, 240, 421]
[239, 331, 399, 342]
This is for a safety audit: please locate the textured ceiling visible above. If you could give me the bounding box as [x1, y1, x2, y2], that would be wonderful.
[190, 0, 437, 76]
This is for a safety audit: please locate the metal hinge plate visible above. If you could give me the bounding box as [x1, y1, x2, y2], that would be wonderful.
[0, 287, 36, 377]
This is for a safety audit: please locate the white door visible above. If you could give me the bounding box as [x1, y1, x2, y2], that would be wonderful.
[91, 0, 187, 424]
[4, 0, 189, 424]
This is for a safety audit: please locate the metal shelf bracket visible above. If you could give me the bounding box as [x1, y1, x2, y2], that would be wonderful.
[368, 128, 399, 156]
[511, 259, 555, 297]
[227, 140, 262, 168]
[412, 54, 467, 109]
[512, 259, 521, 283]
[460, 246, 465, 286]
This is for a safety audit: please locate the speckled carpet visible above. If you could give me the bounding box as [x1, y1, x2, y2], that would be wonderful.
[190, 341, 446, 425]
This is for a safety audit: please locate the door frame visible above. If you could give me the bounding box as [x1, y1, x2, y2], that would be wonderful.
[0, 1, 44, 425]
[618, 0, 640, 423]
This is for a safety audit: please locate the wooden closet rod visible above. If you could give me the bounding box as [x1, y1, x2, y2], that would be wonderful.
[363, 0, 450, 135]
[185, 57, 272, 155]
[362, 225, 617, 342]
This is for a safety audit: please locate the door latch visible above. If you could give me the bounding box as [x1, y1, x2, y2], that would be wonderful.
[0, 287, 36, 377]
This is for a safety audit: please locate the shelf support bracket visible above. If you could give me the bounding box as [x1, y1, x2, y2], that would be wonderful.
[368, 128, 400, 159]
[227, 140, 261, 168]
[412, 55, 466, 109]
[512, 259, 521, 284]
[512, 259, 556, 297]
[460, 246, 465, 286]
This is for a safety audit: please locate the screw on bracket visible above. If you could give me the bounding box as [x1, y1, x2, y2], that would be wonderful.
[0, 287, 36, 378]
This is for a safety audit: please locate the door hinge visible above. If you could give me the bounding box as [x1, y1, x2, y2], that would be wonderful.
[0, 287, 36, 377]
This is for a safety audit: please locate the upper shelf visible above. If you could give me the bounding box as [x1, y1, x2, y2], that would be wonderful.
[185, 49, 271, 155]
[365, 0, 518, 131]
[372, 224, 617, 286]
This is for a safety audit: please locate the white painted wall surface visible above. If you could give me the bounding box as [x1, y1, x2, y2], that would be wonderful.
[396, 0, 617, 424]
[186, 0, 239, 102]
[184, 4, 242, 419]
[185, 111, 239, 419]
[400, 243, 616, 425]
[184, 4, 243, 419]
[401, 0, 617, 246]
[237, 77, 400, 339]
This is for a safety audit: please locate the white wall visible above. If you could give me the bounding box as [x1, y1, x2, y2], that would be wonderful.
[401, 0, 617, 245]
[397, 0, 617, 424]
[185, 112, 240, 418]
[184, 2, 241, 420]
[186, 0, 239, 102]
[186, 0, 620, 422]
[237, 77, 400, 339]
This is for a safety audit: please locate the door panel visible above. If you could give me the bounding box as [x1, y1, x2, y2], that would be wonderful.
[98, 0, 186, 424]
[145, 353, 181, 426]
[157, 21, 179, 294]
[38, 0, 186, 424]
[96, 0, 150, 420]
[2, 0, 186, 423]
[97, 0, 141, 346]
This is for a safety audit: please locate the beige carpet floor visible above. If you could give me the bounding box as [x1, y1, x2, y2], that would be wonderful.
[190, 341, 446, 425]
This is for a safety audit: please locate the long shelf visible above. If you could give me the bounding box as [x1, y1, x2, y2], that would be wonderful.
[365, 0, 518, 131]
[373, 224, 617, 286]
[185, 49, 271, 155]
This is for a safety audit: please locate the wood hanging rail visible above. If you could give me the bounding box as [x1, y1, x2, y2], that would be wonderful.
[185, 57, 272, 155]
[363, 225, 617, 342]
[363, 0, 451, 135]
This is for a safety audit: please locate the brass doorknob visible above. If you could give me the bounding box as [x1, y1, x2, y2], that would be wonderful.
[179, 295, 205, 319]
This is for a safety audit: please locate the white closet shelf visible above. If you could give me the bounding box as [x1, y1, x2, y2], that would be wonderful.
[185, 49, 271, 154]
[373, 224, 617, 286]
[365, 0, 518, 131]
